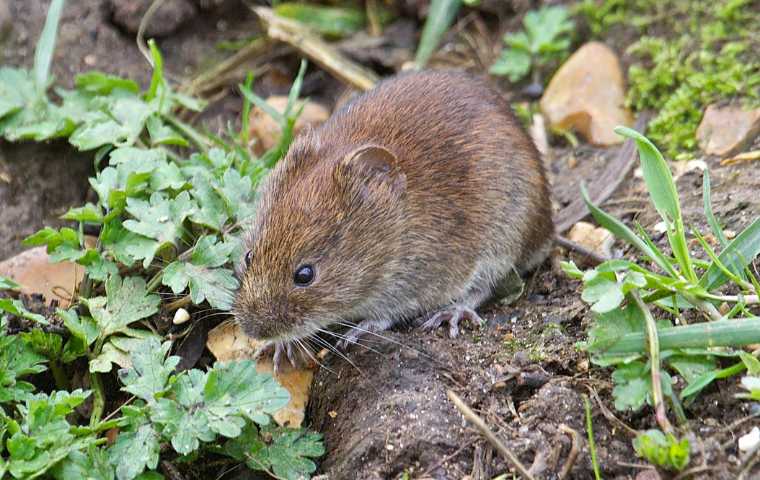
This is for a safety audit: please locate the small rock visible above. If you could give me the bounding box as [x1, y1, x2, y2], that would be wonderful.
[567, 221, 614, 259]
[540, 42, 633, 146]
[0, 0, 12, 37]
[249, 96, 330, 155]
[108, 0, 198, 37]
[696, 104, 760, 157]
[172, 308, 190, 325]
[739, 426, 760, 452]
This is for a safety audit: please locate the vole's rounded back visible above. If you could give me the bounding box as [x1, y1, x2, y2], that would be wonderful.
[235, 70, 553, 343]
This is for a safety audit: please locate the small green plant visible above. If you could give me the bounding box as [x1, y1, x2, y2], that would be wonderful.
[490, 5, 574, 83]
[564, 126, 759, 469]
[0, 0, 323, 478]
[633, 429, 690, 471]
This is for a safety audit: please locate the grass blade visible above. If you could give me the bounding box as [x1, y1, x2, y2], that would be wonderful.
[581, 184, 673, 274]
[601, 317, 760, 354]
[702, 170, 728, 247]
[414, 0, 462, 68]
[34, 0, 65, 95]
[700, 217, 760, 291]
[615, 126, 695, 282]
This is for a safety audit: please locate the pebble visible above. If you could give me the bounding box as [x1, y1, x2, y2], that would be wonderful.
[696, 103, 760, 157]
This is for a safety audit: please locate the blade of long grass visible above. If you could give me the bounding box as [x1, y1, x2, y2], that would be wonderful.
[615, 126, 696, 282]
[284, 60, 308, 118]
[34, 0, 65, 95]
[581, 184, 674, 275]
[702, 170, 728, 247]
[701, 217, 760, 291]
[414, 0, 462, 68]
[601, 317, 760, 354]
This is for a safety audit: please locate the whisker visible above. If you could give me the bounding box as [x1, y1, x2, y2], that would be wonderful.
[334, 320, 434, 361]
[308, 334, 364, 375]
[294, 338, 336, 375]
[315, 328, 385, 356]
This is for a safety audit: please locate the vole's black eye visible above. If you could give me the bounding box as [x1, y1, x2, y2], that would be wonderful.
[294, 265, 315, 286]
[244, 250, 253, 268]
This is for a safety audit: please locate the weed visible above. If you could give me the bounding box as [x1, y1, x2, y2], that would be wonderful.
[0, 1, 323, 479]
[564, 126, 760, 470]
[490, 5, 574, 84]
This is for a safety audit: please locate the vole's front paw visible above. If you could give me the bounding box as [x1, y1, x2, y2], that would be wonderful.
[253, 340, 300, 375]
[420, 305, 485, 338]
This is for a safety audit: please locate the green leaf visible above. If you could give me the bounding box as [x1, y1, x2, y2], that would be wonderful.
[109, 423, 160, 480]
[33, 0, 65, 95]
[614, 126, 694, 281]
[124, 191, 195, 247]
[224, 423, 324, 480]
[146, 115, 188, 147]
[51, 446, 115, 480]
[162, 237, 238, 309]
[274, 2, 367, 38]
[204, 360, 290, 429]
[700, 217, 760, 290]
[69, 96, 154, 150]
[0, 298, 48, 325]
[189, 174, 228, 231]
[0, 276, 21, 291]
[117, 338, 179, 403]
[489, 48, 532, 82]
[633, 429, 690, 471]
[61, 203, 103, 223]
[702, 170, 728, 247]
[82, 275, 160, 339]
[0, 333, 48, 403]
[414, 0, 462, 68]
[611, 361, 650, 411]
[75, 71, 140, 95]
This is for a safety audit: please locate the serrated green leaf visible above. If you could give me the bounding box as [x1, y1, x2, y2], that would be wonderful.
[124, 191, 195, 246]
[489, 48, 532, 82]
[109, 423, 160, 480]
[189, 174, 228, 231]
[83, 275, 160, 339]
[0, 298, 48, 325]
[0, 333, 48, 403]
[146, 115, 188, 147]
[61, 203, 103, 223]
[633, 429, 690, 471]
[51, 445, 115, 480]
[117, 338, 179, 403]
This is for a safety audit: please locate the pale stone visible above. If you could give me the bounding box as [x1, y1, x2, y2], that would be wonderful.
[540, 42, 633, 146]
[697, 104, 760, 157]
[249, 96, 330, 155]
[568, 221, 614, 258]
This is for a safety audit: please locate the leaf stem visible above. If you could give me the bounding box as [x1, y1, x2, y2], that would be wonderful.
[632, 291, 674, 434]
[90, 370, 105, 426]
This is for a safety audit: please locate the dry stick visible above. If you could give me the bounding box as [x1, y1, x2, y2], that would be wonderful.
[557, 424, 580, 480]
[181, 38, 273, 96]
[554, 112, 653, 234]
[252, 6, 380, 91]
[631, 291, 674, 434]
[136, 0, 164, 65]
[447, 390, 535, 480]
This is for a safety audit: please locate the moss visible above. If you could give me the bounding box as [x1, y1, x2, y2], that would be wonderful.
[575, 0, 760, 159]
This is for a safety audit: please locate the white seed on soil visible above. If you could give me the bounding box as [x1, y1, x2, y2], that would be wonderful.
[173, 308, 191, 325]
[739, 426, 760, 452]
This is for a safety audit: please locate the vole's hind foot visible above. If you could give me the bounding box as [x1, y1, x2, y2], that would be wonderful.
[420, 305, 485, 338]
[253, 340, 299, 375]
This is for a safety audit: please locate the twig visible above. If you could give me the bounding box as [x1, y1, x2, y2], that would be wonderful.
[166, 295, 192, 312]
[420, 439, 475, 477]
[252, 6, 379, 91]
[181, 38, 272, 96]
[558, 424, 580, 480]
[160, 460, 187, 480]
[632, 291, 674, 434]
[447, 390, 535, 480]
[586, 385, 638, 437]
[555, 113, 652, 233]
[555, 234, 609, 265]
[583, 394, 602, 480]
[136, 0, 164, 65]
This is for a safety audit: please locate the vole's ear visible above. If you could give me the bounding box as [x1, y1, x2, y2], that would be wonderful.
[334, 145, 406, 202]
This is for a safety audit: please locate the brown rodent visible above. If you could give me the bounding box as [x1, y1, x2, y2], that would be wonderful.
[234, 70, 554, 364]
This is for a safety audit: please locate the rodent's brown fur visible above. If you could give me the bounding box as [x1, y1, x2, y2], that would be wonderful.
[234, 70, 554, 343]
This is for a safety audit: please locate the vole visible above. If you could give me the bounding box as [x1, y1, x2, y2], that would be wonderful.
[234, 70, 554, 366]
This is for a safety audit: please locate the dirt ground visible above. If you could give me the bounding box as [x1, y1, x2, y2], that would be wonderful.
[2, 1, 760, 479]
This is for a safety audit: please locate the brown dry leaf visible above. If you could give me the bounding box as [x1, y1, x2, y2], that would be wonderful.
[206, 321, 315, 428]
[0, 239, 95, 307]
[721, 149, 760, 166]
[249, 96, 330, 155]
